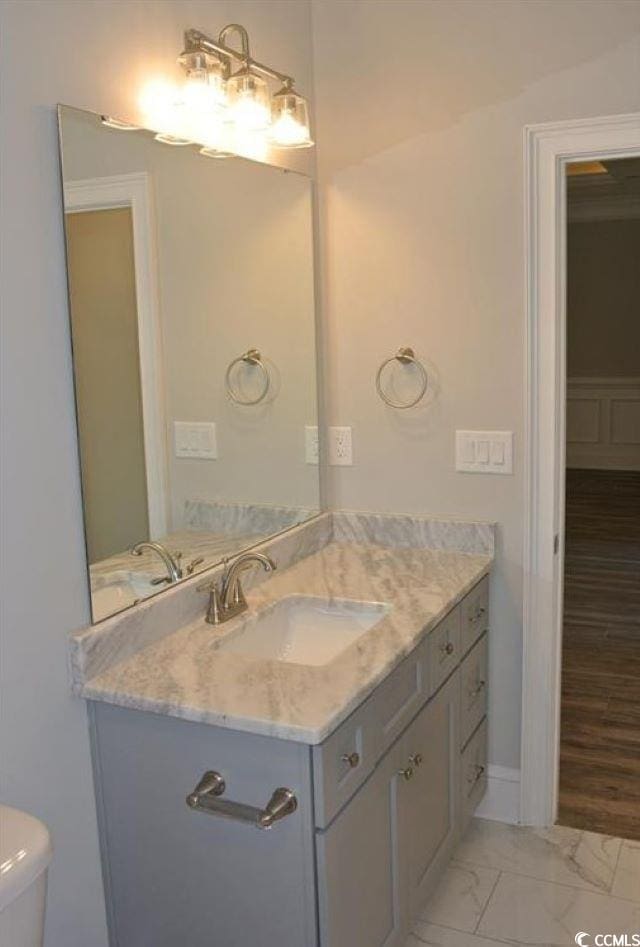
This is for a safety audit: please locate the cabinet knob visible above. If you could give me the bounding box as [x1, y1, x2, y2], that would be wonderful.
[341, 751, 360, 769]
[469, 680, 486, 699]
[467, 763, 485, 786]
[440, 641, 455, 656]
[409, 753, 423, 768]
[397, 766, 414, 782]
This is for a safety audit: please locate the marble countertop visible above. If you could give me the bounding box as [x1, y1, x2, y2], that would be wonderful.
[80, 538, 491, 744]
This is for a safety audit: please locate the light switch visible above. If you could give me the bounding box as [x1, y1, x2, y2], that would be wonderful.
[174, 421, 217, 460]
[490, 440, 505, 466]
[456, 431, 513, 474]
[476, 440, 490, 464]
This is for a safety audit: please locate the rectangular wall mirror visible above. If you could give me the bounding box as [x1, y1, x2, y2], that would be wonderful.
[58, 105, 321, 623]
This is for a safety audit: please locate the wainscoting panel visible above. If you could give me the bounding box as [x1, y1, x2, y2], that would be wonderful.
[567, 377, 640, 470]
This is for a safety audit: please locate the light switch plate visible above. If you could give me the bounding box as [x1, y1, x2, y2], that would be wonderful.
[456, 430, 513, 474]
[174, 421, 217, 460]
[329, 426, 353, 466]
[305, 425, 319, 465]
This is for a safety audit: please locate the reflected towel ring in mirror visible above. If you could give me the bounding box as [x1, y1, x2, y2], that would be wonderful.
[375, 347, 428, 409]
[225, 349, 271, 405]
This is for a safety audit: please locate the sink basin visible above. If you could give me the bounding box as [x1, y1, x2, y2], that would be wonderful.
[217, 595, 391, 666]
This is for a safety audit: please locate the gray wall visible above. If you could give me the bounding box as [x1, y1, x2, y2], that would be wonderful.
[0, 3, 315, 945]
[567, 218, 640, 378]
[312, 0, 640, 771]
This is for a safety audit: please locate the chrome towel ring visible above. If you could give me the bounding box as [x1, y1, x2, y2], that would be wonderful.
[225, 349, 270, 405]
[375, 347, 428, 409]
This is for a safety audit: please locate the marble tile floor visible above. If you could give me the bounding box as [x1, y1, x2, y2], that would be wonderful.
[404, 818, 640, 947]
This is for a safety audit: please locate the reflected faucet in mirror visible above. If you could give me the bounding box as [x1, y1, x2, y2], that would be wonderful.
[131, 541, 182, 585]
[197, 552, 276, 625]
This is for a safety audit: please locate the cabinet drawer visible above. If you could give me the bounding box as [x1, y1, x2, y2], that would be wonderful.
[460, 718, 487, 832]
[373, 648, 425, 758]
[427, 606, 461, 695]
[459, 634, 488, 748]
[461, 575, 489, 654]
[312, 700, 374, 829]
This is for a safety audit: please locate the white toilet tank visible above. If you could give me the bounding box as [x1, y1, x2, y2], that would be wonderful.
[0, 805, 52, 947]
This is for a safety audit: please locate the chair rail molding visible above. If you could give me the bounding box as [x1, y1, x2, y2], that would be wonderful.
[522, 112, 640, 827]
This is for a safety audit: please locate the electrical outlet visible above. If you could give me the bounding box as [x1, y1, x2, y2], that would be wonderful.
[329, 426, 353, 466]
[305, 425, 319, 464]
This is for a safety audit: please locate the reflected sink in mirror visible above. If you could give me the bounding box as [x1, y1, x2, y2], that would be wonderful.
[91, 571, 158, 622]
[217, 595, 391, 666]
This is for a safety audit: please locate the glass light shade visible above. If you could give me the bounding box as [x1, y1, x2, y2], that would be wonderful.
[140, 79, 192, 144]
[225, 70, 270, 131]
[269, 88, 313, 149]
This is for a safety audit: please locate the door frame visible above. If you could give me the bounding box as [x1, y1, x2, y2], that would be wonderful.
[521, 112, 640, 826]
[64, 172, 169, 539]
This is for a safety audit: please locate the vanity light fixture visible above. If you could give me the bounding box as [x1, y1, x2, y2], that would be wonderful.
[137, 24, 313, 153]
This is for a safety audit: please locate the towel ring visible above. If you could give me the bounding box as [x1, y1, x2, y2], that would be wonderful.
[375, 347, 428, 409]
[225, 349, 270, 405]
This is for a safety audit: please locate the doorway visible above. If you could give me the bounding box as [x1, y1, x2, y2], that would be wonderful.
[521, 114, 640, 828]
[557, 160, 640, 838]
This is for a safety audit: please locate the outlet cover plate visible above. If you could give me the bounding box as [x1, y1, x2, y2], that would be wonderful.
[329, 426, 353, 466]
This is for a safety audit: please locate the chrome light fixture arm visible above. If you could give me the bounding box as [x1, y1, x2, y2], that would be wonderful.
[183, 27, 294, 87]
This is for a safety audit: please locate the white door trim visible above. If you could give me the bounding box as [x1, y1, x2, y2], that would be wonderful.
[64, 172, 169, 539]
[521, 112, 640, 826]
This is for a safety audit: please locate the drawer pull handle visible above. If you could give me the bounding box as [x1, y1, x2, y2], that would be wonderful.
[409, 753, 423, 768]
[341, 751, 360, 769]
[467, 763, 486, 786]
[398, 766, 414, 782]
[187, 770, 297, 829]
[440, 641, 455, 656]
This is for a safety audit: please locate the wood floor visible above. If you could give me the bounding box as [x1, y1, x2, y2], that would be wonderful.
[558, 468, 640, 841]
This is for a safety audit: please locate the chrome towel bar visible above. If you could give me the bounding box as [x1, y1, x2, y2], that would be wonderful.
[186, 770, 297, 829]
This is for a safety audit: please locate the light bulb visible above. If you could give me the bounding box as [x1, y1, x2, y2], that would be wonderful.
[139, 78, 192, 144]
[226, 70, 270, 131]
[269, 86, 313, 149]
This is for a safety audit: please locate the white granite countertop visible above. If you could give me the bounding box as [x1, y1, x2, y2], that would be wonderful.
[80, 537, 492, 744]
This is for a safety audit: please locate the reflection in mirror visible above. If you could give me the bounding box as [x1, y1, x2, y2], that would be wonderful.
[58, 106, 320, 623]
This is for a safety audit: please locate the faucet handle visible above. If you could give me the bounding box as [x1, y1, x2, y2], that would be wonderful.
[195, 580, 223, 624]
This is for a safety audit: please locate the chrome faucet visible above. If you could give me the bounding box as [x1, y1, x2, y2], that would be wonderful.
[197, 552, 276, 625]
[131, 541, 183, 585]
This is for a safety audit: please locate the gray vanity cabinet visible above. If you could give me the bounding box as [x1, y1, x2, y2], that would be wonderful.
[89, 703, 318, 947]
[89, 576, 489, 947]
[315, 735, 405, 947]
[315, 673, 461, 947]
[399, 673, 459, 920]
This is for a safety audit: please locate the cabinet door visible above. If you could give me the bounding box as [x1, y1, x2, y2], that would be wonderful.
[316, 737, 406, 947]
[398, 673, 460, 919]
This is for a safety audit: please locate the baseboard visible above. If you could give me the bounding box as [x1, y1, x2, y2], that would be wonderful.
[475, 765, 521, 824]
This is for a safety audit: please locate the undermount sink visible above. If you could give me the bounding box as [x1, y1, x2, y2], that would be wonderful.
[216, 595, 391, 666]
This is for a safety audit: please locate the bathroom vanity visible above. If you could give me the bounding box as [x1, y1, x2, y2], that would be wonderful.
[59, 97, 493, 947]
[73, 512, 493, 947]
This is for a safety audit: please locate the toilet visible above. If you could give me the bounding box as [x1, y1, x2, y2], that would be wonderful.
[0, 805, 52, 947]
